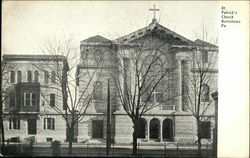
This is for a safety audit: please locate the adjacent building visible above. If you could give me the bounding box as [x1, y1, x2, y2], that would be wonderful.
[2, 55, 69, 142]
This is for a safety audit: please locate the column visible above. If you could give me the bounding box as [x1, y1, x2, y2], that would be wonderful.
[160, 121, 163, 142]
[176, 59, 182, 112]
[116, 58, 123, 111]
[147, 121, 150, 141]
[183, 59, 191, 112]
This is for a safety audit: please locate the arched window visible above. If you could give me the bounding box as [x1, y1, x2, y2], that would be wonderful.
[135, 118, 147, 138]
[143, 55, 164, 103]
[10, 71, 15, 83]
[94, 50, 103, 64]
[17, 71, 22, 83]
[93, 81, 102, 100]
[27, 71, 32, 82]
[34, 71, 39, 82]
[51, 71, 56, 83]
[44, 71, 49, 83]
[201, 84, 210, 102]
[149, 118, 160, 139]
[162, 119, 173, 141]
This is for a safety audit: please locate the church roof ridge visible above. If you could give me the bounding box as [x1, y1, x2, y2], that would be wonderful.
[113, 22, 195, 46]
[81, 35, 111, 43]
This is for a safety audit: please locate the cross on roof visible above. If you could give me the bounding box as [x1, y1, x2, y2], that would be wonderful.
[149, 4, 160, 21]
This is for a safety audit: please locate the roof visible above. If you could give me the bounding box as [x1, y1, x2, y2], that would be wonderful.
[2, 54, 68, 62]
[81, 35, 111, 43]
[113, 21, 195, 46]
[194, 39, 218, 48]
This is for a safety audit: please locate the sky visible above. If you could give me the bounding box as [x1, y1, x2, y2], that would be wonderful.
[2, 1, 220, 55]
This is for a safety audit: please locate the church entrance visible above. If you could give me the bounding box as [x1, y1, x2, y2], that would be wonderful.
[149, 118, 160, 140]
[136, 118, 146, 138]
[162, 119, 173, 141]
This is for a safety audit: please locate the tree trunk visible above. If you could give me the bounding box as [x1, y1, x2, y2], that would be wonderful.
[198, 136, 202, 156]
[68, 127, 74, 155]
[132, 128, 138, 156]
[197, 120, 202, 157]
[0, 108, 5, 153]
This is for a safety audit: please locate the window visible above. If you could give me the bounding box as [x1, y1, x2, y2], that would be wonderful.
[24, 93, 37, 106]
[27, 71, 32, 82]
[44, 118, 55, 130]
[10, 71, 15, 83]
[201, 84, 210, 102]
[155, 92, 163, 102]
[9, 93, 15, 107]
[141, 84, 153, 103]
[24, 93, 31, 106]
[31, 93, 37, 106]
[44, 71, 49, 83]
[17, 71, 22, 83]
[51, 71, 56, 83]
[154, 82, 164, 103]
[94, 50, 104, 64]
[9, 118, 20, 130]
[34, 71, 39, 82]
[202, 51, 208, 63]
[50, 93, 55, 107]
[199, 121, 211, 139]
[92, 120, 103, 138]
[93, 81, 102, 100]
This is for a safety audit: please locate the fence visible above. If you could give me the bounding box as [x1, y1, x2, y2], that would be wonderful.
[1, 140, 34, 156]
[1, 140, 214, 157]
[31, 141, 214, 157]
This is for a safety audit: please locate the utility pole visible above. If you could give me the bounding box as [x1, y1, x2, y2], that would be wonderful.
[106, 78, 111, 155]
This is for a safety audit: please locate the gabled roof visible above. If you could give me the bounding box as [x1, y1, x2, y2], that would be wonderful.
[194, 39, 218, 48]
[81, 35, 111, 43]
[113, 21, 195, 46]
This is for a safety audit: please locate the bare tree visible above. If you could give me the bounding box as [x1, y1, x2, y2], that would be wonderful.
[1, 54, 15, 150]
[112, 30, 182, 155]
[34, 34, 104, 154]
[183, 36, 218, 155]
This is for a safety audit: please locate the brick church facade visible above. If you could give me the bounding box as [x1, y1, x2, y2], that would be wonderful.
[2, 19, 218, 144]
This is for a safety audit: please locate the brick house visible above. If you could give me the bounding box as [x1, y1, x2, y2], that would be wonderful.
[2, 55, 69, 142]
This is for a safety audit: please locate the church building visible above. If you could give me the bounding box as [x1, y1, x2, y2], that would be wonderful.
[76, 17, 218, 144]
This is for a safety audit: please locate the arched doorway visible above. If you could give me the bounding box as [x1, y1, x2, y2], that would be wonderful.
[150, 118, 160, 139]
[162, 119, 173, 141]
[135, 118, 147, 138]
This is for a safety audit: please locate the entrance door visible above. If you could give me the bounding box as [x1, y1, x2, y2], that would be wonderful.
[150, 118, 160, 139]
[27, 119, 37, 135]
[162, 119, 173, 141]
